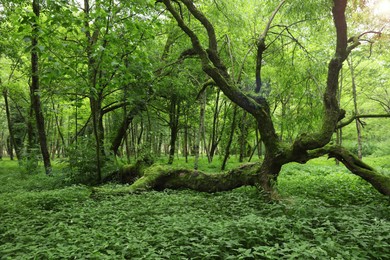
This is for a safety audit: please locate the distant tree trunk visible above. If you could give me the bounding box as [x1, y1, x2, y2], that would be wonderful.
[208, 89, 220, 161]
[208, 90, 227, 161]
[157, 132, 163, 157]
[27, 102, 36, 158]
[168, 94, 180, 164]
[0, 131, 3, 160]
[347, 56, 363, 159]
[221, 105, 238, 170]
[51, 100, 66, 157]
[239, 111, 249, 162]
[131, 122, 137, 158]
[137, 116, 144, 148]
[6, 137, 13, 159]
[2, 88, 16, 160]
[145, 109, 153, 154]
[194, 92, 206, 169]
[183, 124, 189, 163]
[31, 0, 51, 175]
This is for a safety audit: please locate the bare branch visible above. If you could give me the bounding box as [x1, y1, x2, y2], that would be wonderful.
[255, 0, 286, 93]
[259, 0, 287, 40]
[337, 114, 390, 129]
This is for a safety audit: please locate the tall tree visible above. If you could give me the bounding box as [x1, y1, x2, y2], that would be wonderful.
[30, 0, 51, 174]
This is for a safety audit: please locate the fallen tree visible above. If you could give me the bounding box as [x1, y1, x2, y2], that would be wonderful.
[98, 145, 390, 196]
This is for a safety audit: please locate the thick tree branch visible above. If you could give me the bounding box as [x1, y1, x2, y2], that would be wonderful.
[161, 0, 282, 155]
[161, 0, 260, 115]
[292, 0, 349, 153]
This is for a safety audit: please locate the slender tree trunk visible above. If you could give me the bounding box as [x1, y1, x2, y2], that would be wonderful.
[0, 131, 3, 160]
[221, 105, 238, 170]
[131, 122, 137, 158]
[51, 101, 66, 156]
[168, 95, 180, 165]
[125, 130, 131, 163]
[184, 124, 188, 163]
[31, 0, 51, 174]
[146, 109, 152, 154]
[2, 88, 16, 160]
[194, 92, 206, 169]
[27, 100, 36, 156]
[348, 56, 363, 159]
[239, 111, 248, 162]
[208, 89, 220, 161]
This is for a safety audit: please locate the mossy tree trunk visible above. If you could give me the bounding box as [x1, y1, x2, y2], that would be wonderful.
[102, 161, 260, 194]
[102, 146, 390, 196]
[156, 0, 390, 196]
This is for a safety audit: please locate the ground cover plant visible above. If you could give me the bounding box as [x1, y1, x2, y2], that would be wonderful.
[0, 158, 389, 259]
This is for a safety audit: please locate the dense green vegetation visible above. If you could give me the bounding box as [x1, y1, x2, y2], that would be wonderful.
[1, 158, 389, 259]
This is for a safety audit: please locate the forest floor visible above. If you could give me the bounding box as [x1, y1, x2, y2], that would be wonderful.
[0, 156, 389, 259]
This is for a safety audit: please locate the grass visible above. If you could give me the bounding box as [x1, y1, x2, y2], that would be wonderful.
[0, 156, 389, 259]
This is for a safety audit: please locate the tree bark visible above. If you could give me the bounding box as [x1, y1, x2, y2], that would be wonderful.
[31, 0, 51, 175]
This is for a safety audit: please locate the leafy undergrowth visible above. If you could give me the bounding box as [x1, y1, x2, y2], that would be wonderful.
[0, 159, 389, 259]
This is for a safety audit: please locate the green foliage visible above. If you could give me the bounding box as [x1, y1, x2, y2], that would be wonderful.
[64, 138, 99, 184]
[0, 160, 389, 259]
[64, 138, 118, 185]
